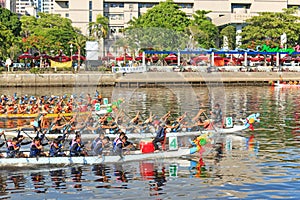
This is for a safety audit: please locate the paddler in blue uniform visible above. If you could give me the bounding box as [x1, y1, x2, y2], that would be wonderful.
[112, 132, 125, 155]
[70, 135, 88, 156]
[49, 134, 67, 157]
[7, 137, 21, 158]
[29, 136, 48, 157]
[152, 122, 166, 151]
[92, 136, 110, 155]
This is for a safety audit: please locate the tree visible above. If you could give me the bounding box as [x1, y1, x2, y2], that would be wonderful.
[191, 10, 219, 49]
[0, 8, 21, 61]
[0, 7, 21, 36]
[88, 14, 109, 40]
[69, 33, 87, 71]
[220, 25, 236, 50]
[123, 0, 190, 51]
[0, 24, 19, 60]
[240, 7, 300, 49]
[20, 13, 79, 56]
[128, 0, 190, 33]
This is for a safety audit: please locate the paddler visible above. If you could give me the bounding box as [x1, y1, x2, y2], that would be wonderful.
[29, 136, 48, 157]
[49, 134, 67, 157]
[152, 121, 166, 151]
[92, 136, 110, 155]
[70, 134, 88, 156]
[112, 132, 125, 155]
[33, 111, 47, 134]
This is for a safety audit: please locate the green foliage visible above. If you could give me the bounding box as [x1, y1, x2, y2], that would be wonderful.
[0, 8, 21, 60]
[128, 0, 191, 33]
[120, 27, 189, 51]
[191, 10, 219, 49]
[20, 13, 82, 55]
[220, 25, 236, 50]
[29, 67, 40, 74]
[240, 7, 300, 49]
[88, 14, 109, 40]
[0, 7, 21, 36]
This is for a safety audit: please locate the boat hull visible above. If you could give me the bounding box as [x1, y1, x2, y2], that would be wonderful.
[4, 125, 247, 140]
[0, 148, 191, 166]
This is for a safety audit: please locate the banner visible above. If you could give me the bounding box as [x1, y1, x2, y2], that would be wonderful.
[50, 60, 72, 69]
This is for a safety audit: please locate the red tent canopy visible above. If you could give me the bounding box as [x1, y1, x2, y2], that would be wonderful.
[34, 54, 52, 60]
[116, 54, 133, 61]
[102, 52, 115, 61]
[72, 53, 86, 61]
[164, 54, 177, 61]
[52, 55, 71, 62]
[18, 52, 34, 60]
[193, 55, 209, 62]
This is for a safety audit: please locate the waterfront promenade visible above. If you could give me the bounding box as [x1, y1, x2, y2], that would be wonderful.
[0, 71, 298, 87]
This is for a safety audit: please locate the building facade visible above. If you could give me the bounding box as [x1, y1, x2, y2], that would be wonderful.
[16, 0, 53, 16]
[54, 0, 300, 37]
[0, 0, 17, 12]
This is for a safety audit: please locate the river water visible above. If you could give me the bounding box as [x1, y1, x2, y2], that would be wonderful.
[0, 85, 299, 199]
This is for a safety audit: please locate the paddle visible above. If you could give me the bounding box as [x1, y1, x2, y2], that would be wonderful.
[22, 130, 33, 140]
[2, 132, 8, 148]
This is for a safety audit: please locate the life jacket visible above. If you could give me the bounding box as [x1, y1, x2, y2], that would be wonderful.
[49, 142, 62, 156]
[91, 137, 100, 150]
[29, 142, 41, 157]
[171, 121, 180, 132]
[6, 142, 19, 158]
[70, 140, 82, 155]
[113, 137, 120, 148]
[113, 138, 123, 152]
[92, 140, 104, 154]
[156, 126, 165, 139]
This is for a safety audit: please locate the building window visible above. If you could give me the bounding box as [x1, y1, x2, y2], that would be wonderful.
[65, 13, 69, 18]
[89, 0, 92, 10]
[231, 4, 251, 13]
[108, 14, 124, 21]
[138, 3, 157, 8]
[104, 3, 108, 8]
[89, 11, 92, 22]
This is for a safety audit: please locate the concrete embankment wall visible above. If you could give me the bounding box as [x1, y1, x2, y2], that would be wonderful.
[116, 72, 300, 87]
[0, 73, 116, 87]
[0, 72, 299, 87]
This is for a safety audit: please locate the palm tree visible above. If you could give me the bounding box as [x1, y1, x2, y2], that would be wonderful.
[69, 34, 87, 72]
[88, 14, 109, 58]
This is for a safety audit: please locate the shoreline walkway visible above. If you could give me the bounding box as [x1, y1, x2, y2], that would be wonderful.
[0, 71, 298, 87]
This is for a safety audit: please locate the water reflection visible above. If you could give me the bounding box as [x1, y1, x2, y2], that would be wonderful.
[71, 167, 83, 190]
[31, 172, 46, 193]
[50, 169, 66, 189]
[0, 86, 300, 198]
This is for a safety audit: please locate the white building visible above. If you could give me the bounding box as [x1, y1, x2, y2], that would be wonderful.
[16, 0, 53, 16]
[0, 0, 17, 12]
[53, 0, 300, 37]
